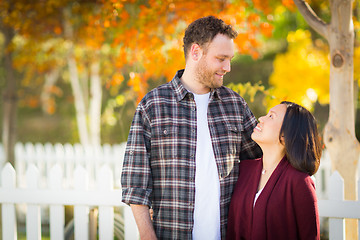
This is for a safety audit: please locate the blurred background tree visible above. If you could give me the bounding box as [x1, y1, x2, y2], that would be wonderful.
[1, 1, 360, 238]
[1, 0, 360, 169]
[0, 0, 282, 163]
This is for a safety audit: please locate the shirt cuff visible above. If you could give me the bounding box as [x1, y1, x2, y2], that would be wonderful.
[122, 187, 152, 207]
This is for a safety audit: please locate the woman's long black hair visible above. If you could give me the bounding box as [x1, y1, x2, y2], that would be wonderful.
[280, 101, 322, 175]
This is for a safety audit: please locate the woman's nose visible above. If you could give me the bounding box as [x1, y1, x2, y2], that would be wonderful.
[258, 116, 264, 122]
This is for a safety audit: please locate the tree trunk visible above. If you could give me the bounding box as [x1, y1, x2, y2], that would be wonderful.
[64, 7, 90, 146]
[67, 54, 90, 146]
[89, 58, 102, 146]
[324, 1, 359, 238]
[41, 67, 60, 114]
[294, 0, 359, 238]
[1, 23, 17, 167]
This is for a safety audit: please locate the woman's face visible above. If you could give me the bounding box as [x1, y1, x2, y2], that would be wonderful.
[251, 104, 287, 146]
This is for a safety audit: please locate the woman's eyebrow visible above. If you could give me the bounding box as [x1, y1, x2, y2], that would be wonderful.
[269, 110, 277, 116]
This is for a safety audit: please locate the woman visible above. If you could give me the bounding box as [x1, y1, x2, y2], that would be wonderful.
[227, 101, 321, 240]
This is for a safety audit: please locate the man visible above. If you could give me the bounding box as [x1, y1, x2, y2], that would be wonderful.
[121, 16, 262, 240]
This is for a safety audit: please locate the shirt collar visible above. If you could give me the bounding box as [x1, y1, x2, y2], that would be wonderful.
[171, 69, 222, 102]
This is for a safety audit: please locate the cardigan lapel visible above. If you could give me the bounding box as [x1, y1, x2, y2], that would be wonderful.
[251, 156, 289, 240]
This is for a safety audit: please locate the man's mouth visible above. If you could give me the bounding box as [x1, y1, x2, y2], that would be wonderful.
[215, 72, 225, 79]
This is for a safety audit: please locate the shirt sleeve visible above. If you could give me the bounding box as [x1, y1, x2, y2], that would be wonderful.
[239, 102, 262, 160]
[121, 102, 153, 207]
[293, 176, 320, 240]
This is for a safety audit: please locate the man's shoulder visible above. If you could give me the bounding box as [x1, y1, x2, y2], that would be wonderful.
[147, 81, 172, 96]
[139, 81, 174, 106]
[217, 86, 247, 104]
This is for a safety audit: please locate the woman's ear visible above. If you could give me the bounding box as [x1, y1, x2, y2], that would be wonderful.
[280, 135, 285, 145]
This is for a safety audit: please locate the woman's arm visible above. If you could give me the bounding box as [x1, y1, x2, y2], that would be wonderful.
[293, 176, 320, 240]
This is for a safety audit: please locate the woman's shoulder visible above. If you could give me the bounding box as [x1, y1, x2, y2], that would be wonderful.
[285, 164, 315, 188]
[240, 158, 262, 168]
[286, 164, 311, 177]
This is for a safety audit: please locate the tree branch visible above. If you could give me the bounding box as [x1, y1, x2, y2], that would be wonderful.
[293, 0, 329, 40]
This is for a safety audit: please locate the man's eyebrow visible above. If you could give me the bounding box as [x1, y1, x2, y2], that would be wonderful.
[217, 54, 234, 59]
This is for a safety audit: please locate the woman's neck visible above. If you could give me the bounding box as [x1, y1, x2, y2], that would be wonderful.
[260, 145, 286, 171]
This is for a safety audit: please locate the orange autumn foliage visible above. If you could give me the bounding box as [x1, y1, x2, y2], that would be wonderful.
[2, 0, 282, 108]
[100, 0, 278, 101]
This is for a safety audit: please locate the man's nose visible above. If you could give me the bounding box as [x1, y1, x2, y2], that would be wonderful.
[223, 60, 231, 72]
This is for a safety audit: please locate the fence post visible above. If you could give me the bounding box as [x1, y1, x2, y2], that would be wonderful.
[26, 164, 41, 240]
[358, 178, 360, 239]
[124, 205, 138, 240]
[113, 143, 126, 188]
[97, 164, 114, 240]
[74, 165, 89, 240]
[2, 163, 18, 240]
[0, 144, 5, 168]
[64, 143, 75, 189]
[34, 143, 46, 188]
[15, 143, 26, 188]
[329, 171, 345, 240]
[49, 164, 64, 240]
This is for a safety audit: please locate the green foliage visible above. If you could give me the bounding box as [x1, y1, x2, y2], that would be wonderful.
[227, 82, 269, 103]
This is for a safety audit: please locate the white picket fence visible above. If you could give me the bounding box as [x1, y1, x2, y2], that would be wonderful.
[0, 142, 360, 239]
[1, 142, 127, 190]
[318, 172, 360, 239]
[0, 142, 139, 240]
[0, 162, 138, 240]
[0, 142, 343, 198]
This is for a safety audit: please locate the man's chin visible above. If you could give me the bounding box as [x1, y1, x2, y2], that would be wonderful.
[212, 79, 223, 89]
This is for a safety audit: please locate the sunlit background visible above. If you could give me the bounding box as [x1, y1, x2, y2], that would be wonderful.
[1, 0, 360, 239]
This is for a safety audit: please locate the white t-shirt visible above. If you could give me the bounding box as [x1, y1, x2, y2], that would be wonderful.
[254, 187, 264, 207]
[192, 92, 221, 240]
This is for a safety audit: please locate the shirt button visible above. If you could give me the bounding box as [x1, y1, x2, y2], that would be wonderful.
[129, 151, 134, 155]
[192, 107, 196, 111]
[190, 154, 194, 157]
[163, 129, 168, 135]
[233, 127, 237, 131]
[192, 129, 196, 133]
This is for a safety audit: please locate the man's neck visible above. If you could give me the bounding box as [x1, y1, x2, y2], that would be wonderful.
[180, 67, 210, 94]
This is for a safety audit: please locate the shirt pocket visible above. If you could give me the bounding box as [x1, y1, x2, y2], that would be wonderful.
[151, 124, 177, 160]
[226, 123, 242, 155]
[221, 123, 242, 177]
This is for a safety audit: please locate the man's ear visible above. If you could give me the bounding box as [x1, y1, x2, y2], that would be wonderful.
[190, 43, 202, 61]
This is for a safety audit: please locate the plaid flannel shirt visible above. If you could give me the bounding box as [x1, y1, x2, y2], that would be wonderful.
[121, 70, 262, 239]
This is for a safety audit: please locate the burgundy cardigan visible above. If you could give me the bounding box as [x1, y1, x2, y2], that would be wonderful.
[226, 157, 319, 240]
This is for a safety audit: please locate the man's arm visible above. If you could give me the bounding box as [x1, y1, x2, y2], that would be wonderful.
[131, 204, 157, 240]
[240, 102, 263, 160]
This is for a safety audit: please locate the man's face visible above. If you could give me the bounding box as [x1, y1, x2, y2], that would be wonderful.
[195, 34, 235, 89]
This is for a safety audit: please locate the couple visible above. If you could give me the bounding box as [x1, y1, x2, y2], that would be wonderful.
[121, 16, 321, 240]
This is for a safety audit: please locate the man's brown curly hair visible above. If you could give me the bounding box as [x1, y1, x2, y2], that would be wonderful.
[183, 16, 238, 60]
